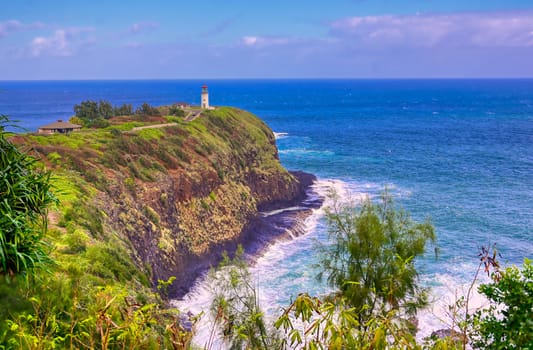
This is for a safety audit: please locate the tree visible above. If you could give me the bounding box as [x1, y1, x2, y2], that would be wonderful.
[208, 246, 282, 350]
[98, 100, 114, 119]
[471, 259, 533, 349]
[0, 116, 57, 278]
[319, 190, 436, 330]
[74, 100, 99, 121]
[135, 102, 160, 117]
[68, 116, 83, 126]
[114, 103, 133, 116]
[169, 105, 185, 117]
[73, 100, 110, 127]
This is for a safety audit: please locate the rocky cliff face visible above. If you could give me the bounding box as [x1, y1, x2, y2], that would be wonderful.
[24, 107, 312, 297]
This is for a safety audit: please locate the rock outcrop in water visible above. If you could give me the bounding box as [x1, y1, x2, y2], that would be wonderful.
[19, 107, 317, 297]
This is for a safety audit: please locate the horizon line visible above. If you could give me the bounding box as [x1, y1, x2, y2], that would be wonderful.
[2, 77, 533, 82]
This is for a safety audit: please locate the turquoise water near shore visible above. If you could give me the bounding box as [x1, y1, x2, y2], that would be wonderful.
[2, 79, 532, 341]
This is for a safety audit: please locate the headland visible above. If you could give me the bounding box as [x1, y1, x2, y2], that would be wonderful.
[13, 106, 321, 298]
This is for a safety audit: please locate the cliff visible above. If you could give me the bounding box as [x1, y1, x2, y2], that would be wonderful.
[19, 107, 313, 297]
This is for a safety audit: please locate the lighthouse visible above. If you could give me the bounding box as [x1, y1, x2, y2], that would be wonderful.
[201, 85, 209, 109]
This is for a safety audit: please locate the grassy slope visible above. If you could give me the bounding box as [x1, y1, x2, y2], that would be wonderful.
[0, 107, 298, 348]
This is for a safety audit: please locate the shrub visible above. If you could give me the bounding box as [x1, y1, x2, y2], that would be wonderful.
[46, 151, 62, 165]
[135, 102, 160, 117]
[0, 116, 57, 278]
[319, 190, 436, 329]
[209, 246, 282, 349]
[64, 229, 89, 254]
[168, 106, 185, 117]
[471, 259, 533, 349]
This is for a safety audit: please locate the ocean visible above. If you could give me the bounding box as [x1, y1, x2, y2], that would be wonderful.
[1, 79, 532, 344]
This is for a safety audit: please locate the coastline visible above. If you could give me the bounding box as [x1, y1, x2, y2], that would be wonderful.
[172, 171, 323, 298]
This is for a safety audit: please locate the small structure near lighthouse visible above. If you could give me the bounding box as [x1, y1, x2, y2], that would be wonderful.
[201, 85, 210, 109]
[38, 119, 82, 134]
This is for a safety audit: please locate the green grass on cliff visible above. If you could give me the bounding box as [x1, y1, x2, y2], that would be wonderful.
[1, 107, 292, 347]
[0, 161, 175, 347]
[25, 107, 283, 184]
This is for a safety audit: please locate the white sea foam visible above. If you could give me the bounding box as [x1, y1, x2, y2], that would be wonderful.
[173, 178, 458, 348]
[278, 149, 335, 157]
[173, 178, 343, 348]
[274, 132, 289, 139]
[260, 206, 307, 217]
[417, 270, 491, 342]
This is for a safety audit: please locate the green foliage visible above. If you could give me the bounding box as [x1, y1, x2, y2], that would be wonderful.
[63, 229, 89, 254]
[471, 259, 533, 349]
[85, 241, 139, 282]
[124, 177, 136, 193]
[62, 201, 104, 237]
[74, 100, 110, 127]
[108, 121, 144, 131]
[137, 127, 164, 141]
[165, 115, 183, 123]
[113, 103, 133, 116]
[46, 151, 62, 165]
[319, 190, 436, 329]
[68, 115, 83, 126]
[200, 199, 210, 211]
[136, 102, 160, 117]
[3, 281, 192, 349]
[275, 293, 422, 350]
[109, 127, 122, 137]
[91, 117, 111, 128]
[74, 100, 98, 121]
[168, 105, 186, 117]
[98, 100, 114, 119]
[208, 246, 282, 350]
[0, 116, 57, 278]
[144, 205, 161, 225]
[157, 276, 176, 300]
[74, 100, 132, 127]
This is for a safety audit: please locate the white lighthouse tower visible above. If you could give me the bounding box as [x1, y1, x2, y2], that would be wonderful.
[201, 85, 209, 109]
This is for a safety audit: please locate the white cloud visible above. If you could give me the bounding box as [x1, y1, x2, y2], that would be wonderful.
[0, 20, 22, 38]
[329, 12, 533, 48]
[242, 36, 258, 46]
[30, 27, 95, 57]
[0, 19, 45, 38]
[240, 35, 291, 47]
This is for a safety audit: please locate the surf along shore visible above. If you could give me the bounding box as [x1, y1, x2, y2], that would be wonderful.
[173, 170, 323, 298]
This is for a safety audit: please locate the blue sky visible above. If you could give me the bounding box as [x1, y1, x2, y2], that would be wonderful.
[1, 0, 533, 79]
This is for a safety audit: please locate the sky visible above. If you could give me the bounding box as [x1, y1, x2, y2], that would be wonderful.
[1, 0, 533, 79]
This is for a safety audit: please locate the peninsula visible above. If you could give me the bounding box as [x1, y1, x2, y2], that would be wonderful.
[12, 106, 319, 298]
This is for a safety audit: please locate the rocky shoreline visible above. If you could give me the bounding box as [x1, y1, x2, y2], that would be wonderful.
[172, 171, 323, 298]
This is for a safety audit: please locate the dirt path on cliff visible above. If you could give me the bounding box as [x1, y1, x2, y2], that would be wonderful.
[126, 110, 203, 133]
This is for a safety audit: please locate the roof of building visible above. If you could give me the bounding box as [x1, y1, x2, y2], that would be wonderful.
[39, 120, 82, 130]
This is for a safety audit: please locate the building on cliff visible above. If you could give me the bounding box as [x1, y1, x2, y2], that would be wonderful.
[38, 120, 82, 134]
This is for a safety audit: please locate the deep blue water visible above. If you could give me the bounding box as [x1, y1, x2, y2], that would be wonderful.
[1, 79, 532, 337]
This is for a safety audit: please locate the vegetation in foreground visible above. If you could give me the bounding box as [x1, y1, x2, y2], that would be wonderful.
[1, 115, 193, 348]
[206, 197, 531, 350]
[1, 111, 531, 349]
[0, 115, 57, 278]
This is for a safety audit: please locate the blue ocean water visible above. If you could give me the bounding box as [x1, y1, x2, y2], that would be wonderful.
[1, 79, 532, 338]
